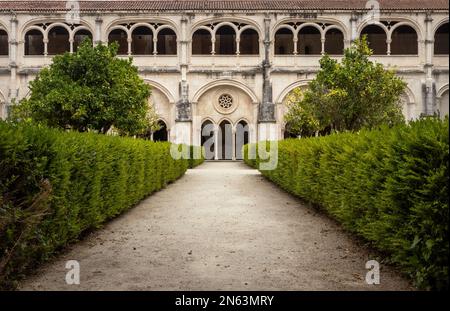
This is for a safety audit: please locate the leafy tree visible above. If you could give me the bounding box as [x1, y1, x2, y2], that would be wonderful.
[11, 39, 159, 135]
[284, 36, 406, 137]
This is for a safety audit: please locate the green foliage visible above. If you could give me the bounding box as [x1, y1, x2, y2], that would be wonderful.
[188, 146, 205, 169]
[284, 36, 406, 137]
[244, 117, 449, 290]
[10, 39, 157, 136]
[283, 88, 320, 137]
[0, 121, 190, 289]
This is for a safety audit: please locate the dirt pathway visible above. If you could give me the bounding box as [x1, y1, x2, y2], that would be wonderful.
[19, 162, 413, 290]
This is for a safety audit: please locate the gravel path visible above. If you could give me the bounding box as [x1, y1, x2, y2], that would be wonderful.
[19, 162, 413, 290]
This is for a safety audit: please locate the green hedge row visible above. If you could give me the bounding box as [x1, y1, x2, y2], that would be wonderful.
[0, 122, 194, 289]
[188, 145, 205, 168]
[244, 117, 449, 290]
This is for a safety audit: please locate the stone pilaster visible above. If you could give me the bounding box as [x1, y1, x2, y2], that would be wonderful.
[258, 14, 275, 123]
[94, 16, 103, 45]
[8, 14, 18, 105]
[176, 81, 191, 121]
[423, 11, 435, 115]
[350, 12, 358, 42]
[176, 16, 192, 122]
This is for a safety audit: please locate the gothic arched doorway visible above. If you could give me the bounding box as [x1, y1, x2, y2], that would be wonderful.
[201, 120, 215, 160]
[235, 120, 249, 160]
[218, 120, 233, 160]
[153, 120, 168, 142]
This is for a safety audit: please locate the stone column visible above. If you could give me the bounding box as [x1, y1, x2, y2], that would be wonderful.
[423, 11, 436, 115]
[258, 14, 277, 141]
[350, 13, 358, 42]
[94, 16, 103, 45]
[8, 14, 19, 106]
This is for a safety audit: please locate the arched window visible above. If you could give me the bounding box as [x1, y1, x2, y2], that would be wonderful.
[325, 28, 344, 55]
[390, 25, 418, 55]
[157, 28, 177, 55]
[0, 30, 8, 55]
[192, 29, 212, 55]
[108, 29, 128, 55]
[47, 26, 70, 55]
[361, 25, 387, 55]
[131, 26, 153, 55]
[434, 23, 449, 55]
[235, 121, 249, 160]
[218, 120, 233, 159]
[201, 120, 215, 160]
[73, 29, 92, 52]
[298, 26, 322, 55]
[25, 29, 44, 55]
[240, 29, 259, 55]
[153, 120, 168, 142]
[215, 26, 236, 55]
[275, 28, 294, 55]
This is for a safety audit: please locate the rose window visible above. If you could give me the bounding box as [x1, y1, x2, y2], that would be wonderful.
[218, 94, 233, 109]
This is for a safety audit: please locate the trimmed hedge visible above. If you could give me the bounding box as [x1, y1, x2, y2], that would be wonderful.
[0, 122, 191, 289]
[188, 145, 205, 169]
[244, 117, 449, 290]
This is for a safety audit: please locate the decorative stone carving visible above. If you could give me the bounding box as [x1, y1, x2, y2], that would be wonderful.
[176, 81, 191, 121]
[214, 92, 238, 114]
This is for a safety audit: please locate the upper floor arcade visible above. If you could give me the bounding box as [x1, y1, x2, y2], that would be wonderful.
[0, 11, 448, 70]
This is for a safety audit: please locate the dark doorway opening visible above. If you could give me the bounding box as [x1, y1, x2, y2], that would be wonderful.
[47, 26, 70, 55]
[73, 29, 93, 52]
[284, 122, 298, 139]
[435, 23, 449, 55]
[201, 120, 215, 160]
[153, 120, 168, 142]
[215, 26, 236, 55]
[108, 29, 128, 55]
[235, 121, 249, 160]
[218, 120, 233, 160]
[25, 29, 44, 55]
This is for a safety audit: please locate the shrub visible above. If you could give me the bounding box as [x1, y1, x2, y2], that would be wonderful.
[244, 117, 449, 290]
[284, 36, 406, 137]
[0, 121, 190, 289]
[188, 145, 205, 169]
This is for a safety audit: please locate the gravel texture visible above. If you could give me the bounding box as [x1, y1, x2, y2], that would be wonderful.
[19, 161, 413, 291]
